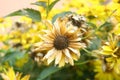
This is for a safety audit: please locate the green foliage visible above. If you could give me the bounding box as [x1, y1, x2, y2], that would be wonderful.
[1, 0, 120, 80]
[98, 21, 113, 32]
[87, 15, 97, 20]
[117, 41, 120, 47]
[31, 1, 47, 8]
[52, 11, 74, 23]
[31, 0, 60, 18]
[86, 22, 97, 29]
[87, 37, 101, 50]
[46, 0, 60, 14]
[37, 66, 61, 80]
[5, 8, 41, 22]
[0, 48, 26, 66]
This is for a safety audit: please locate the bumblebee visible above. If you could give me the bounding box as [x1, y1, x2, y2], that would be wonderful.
[68, 14, 86, 28]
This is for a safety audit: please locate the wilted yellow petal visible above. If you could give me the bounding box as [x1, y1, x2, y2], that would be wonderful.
[0, 73, 10, 80]
[68, 57, 74, 66]
[21, 75, 30, 80]
[16, 73, 22, 80]
[55, 51, 62, 65]
[71, 53, 79, 61]
[102, 46, 113, 52]
[59, 55, 65, 67]
[47, 53, 56, 64]
[5, 67, 15, 80]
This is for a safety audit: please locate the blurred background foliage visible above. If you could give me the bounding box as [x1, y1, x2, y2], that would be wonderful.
[0, 0, 120, 80]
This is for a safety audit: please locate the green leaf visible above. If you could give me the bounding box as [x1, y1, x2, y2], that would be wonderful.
[87, 37, 101, 50]
[37, 66, 61, 80]
[117, 41, 120, 47]
[52, 11, 74, 23]
[87, 15, 96, 19]
[47, 0, 60, 14]
[0, 49, 25, 66]
[98, 21, 113, 31]
[86, 22, 97, 29]
[0, 49, 6, 53]
[24, 8, 41, 22]
[31, 1, 47, 8]
[5, 8, 41, 22]
[20, 58, 34, 73]
[5, 10, 23, 16]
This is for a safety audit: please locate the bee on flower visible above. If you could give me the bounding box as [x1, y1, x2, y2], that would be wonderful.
[67, 14, 86, 28]
[64, 14, 94, 46]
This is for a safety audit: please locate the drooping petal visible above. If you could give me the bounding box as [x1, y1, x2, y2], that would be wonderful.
[21, 75, 30, 80]
[69, 47, 80, 56]
[39, 34, 53, 42]
[6, 67, 16, 80]
[68, 57, 74, 66]
[63, 49, 72, 59]
[43, 42, 53, 48]
[34, 42, 53, 52]
[69, 43, 82, 48]
[34, 42, 43, 47]
[65, 57, 68, 63]
[0, 73, 10, 80]
[47, 52, 56, 64]
[55, 51, 62, 65]
[16, 73, 22, 80]
[71, 53, 79, 61]
[69, 38, 81, 42]
[102, 46, 113, 52]
[43, 48, 55, 59]
[59, 55, 65, 67]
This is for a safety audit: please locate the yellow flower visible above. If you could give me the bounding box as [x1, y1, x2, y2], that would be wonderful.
[114, 59, 120, 74]
[113, 23, 120, 35]
[0, 17, 12, 28]
[8, 17, 45, 49]
[0, 17, 4, 22]
[101, 34, 119, 57]
[96, 34, 120, 79]
[19, 16, 32, 25]
[0, 67, 30, 80]
[33, 18, 85, 67]
[15, 54, 29, 68]
[0, 34, 9, 42]
[94, 59, 120, 80]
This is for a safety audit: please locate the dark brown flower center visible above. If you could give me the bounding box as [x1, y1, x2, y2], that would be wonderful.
[54, 35, 69, 50]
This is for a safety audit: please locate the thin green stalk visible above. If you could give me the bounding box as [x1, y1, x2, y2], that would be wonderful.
[82, 48, 92, 55]
[46, 0, 50, 19]
[75, 60, 90, 65]
[107, 9, 117, 21]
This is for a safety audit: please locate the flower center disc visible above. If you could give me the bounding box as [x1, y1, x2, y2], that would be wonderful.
[54, 35, 69, 50]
